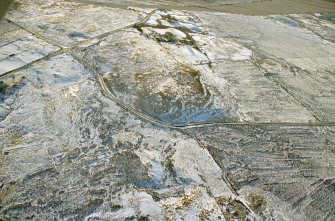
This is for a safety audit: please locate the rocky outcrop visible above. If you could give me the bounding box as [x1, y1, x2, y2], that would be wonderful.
[1, 0, 334, 220]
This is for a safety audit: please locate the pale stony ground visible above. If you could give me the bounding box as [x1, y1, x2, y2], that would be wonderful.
[69, 0, 335, 15]
[0, 0, 335, 220]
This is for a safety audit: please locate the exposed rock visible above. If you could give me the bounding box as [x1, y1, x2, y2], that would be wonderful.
[67, 0, 335, 15]
[74, 28, 237, 126]
[0, 20, 59, 75]
[7, 0, 144, 46]
[0, 53, 235, 220]
[288, 13, 335, 43]
[0, 0, 334, 220]
[75, 10, 321, 125]
[195, 11, 335, 122]
[188, 125, 335, 220]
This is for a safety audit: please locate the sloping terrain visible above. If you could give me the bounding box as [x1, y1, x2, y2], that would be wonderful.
[0, 0, 334, 220]
[68, 0, 335, 15]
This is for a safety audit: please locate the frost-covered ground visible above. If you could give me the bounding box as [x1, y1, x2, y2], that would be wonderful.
[0, 0, 335, 220]
[69, 0, 335, 15]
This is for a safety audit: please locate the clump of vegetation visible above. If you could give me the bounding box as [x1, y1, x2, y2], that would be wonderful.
[153, 31, 179, 43]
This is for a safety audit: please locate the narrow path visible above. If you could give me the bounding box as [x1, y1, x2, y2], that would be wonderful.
[3, 14, 335, 129]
